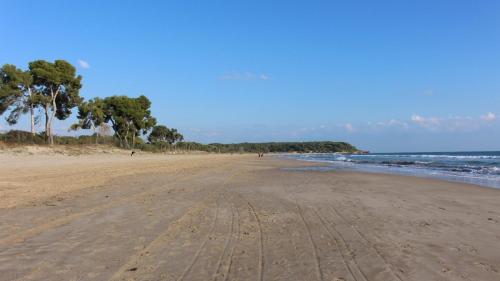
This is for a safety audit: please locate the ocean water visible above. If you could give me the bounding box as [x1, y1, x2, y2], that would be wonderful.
[284, 151, 500, 189]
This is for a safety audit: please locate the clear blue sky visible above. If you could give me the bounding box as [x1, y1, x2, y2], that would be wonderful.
[1, 1, 499, 152]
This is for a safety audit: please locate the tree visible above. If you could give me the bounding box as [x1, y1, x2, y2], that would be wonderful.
[148, 126, 184, 151]
[98, 95, 156, 149]
[148, 125, 170, 150]
[166, 128, 184, 145]
[71, 98, 106, 143]
[29, 60, 82, 144]
[0, 65, 21, 117]
[0, 64, 39, 135]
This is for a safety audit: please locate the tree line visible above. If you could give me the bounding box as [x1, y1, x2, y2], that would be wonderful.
[203, 141, 359, 153]
[0, 59, 183, 149]
[1, 59, 361, 153]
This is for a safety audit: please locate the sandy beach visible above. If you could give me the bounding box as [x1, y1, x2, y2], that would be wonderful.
[1, 153, 499, 281]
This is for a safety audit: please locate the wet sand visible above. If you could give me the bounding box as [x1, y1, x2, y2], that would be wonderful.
[0, 153, 499, 280]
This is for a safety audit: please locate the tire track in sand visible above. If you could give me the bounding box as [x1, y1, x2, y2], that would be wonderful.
[314, 206, 370, 281]
[294, 199, 323, 281]
[109, 168, 240, 281]
[329, 204, 403, 281]
[211, 203, 241, 281]
[3, 171, 221, 281]
[176, 200, 220, 281]
[212, 204, 235, 280]
[174, 170, 242, 281]
[107, 198, 214, 281]
[247, 201, 264, 281]
[0, 171, 208, 248]
[222, 205, 240, 281]
[312, 208, 362, 281]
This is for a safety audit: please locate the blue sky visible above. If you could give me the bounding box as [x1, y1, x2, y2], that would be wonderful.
[1, 0, 499, 152]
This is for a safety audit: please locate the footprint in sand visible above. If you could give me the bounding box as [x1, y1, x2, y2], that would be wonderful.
[474, 262, 498, 273]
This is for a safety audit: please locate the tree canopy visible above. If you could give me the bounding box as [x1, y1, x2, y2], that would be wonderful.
[204, 141, 358, 153]
[72, 98, 105, 130]
[29, 60, 83, 144]
[148, 125, 170, 144]
[100, 95, 156, 148]
[0, 65, 26, 116]
[148, 125, 184, 150]
[0, 64, 40, 135]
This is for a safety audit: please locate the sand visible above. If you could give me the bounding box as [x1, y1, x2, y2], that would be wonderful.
[0, 153, 499, 281]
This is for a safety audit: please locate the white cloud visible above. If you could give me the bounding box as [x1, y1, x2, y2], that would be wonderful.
[373, 119, 409, 129]
[481, 112, 496, 122]
[218, 72, 269, 81]
[344, 123, 356, 132]
[411, 114, 441, 130]
[77, 59, 90, 69]
[410, 113, 497, 132]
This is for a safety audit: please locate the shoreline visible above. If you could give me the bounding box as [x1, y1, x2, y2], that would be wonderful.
[279, 153, 500, 190]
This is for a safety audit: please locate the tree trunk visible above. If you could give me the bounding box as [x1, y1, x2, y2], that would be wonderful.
[46, 87, 60, 146]
[49, 113, 54, 145]
[30, 104, 35, 136]
[92, 122, 98, 144]
[44, 103, 50, 144]
[124, 137, 129, 149]
[109, 119, 122, 147]
[132, 132, 136, 150]
[27, 88, 35, 137]
[123, 127, 130, 149]
[116, 133, 123, 147]
[49, 95, 58, 145]
[29, 104, 35, 144]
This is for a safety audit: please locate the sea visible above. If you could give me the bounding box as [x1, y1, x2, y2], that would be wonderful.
[284, 151, 500, 189]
